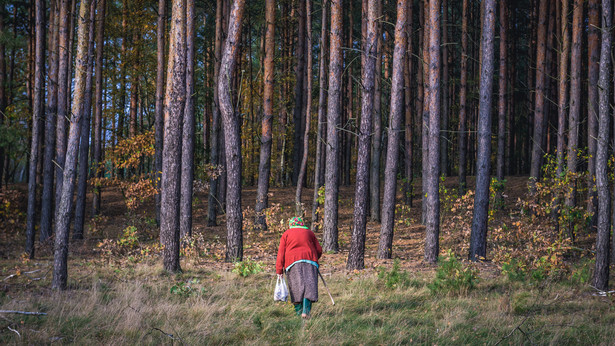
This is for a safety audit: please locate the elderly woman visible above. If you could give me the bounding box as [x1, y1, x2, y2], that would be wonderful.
[276, 217, 323, 318]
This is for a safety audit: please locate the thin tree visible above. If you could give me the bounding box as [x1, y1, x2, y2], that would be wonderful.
[92, 0, 106, 216]
[529, 0, 548, 190]
[496, 0, 507, 182]
[377, 0, 408, 260]
[593, 0, 611, 291]
[555, 0, 569, 224]
[458, 0, 468, 193]
[73, 0, 97, 240]
[219, 0, 246, 262]
[369, 0, 382, 223]
[154, 0, 166, 224]
[52, 0, 90, 290]
[565, 0, 582, 239]
[347, 0, 378, 270]
[292, 0, 307, 186]
[587, 0, 600, 229]
[255, 0, 275, 230]
[424, 0, 440, 264]
[323, 0, 342, 252]
[421, 2, 430, 224]
[180, 0, 195, 239]
[40, 0, 60, 242]
[295, 0, 313, 215]
[160, 0, 187, 273]
[311, 0, 328, 229]
[25, 0, 45, 257]
[469, 0, 496, 262]
[440, 0, 449, 176]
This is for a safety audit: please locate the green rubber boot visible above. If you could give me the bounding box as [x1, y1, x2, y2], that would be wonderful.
[294, 303, 303, 316]
[302, 298, 312, 317]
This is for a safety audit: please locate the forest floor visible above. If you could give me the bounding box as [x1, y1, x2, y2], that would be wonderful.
[0, 176, 614, 344]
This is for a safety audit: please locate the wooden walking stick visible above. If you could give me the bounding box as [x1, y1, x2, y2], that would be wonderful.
[317, 269, 335, 305]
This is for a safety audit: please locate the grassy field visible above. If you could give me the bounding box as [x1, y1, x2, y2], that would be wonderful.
[1, 177, 615, 344]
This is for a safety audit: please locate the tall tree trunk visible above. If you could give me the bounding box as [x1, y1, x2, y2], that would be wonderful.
[555, 0, 569, 225]
[73, 0, 96, 240]
[565, 0, 582, 239]
[421, 1, 430, 224]
[403, 0, 414, 206]
[54, 0, 70, 221]
[207, 0, 223, 226]
[40, 0, 60, 242]
[369, 0, 382, 223]
[343, 0, 353, 187]
[160, 0, 187, 273]
[440, 0, 449, 176]
[311, 0, 328, 229]
[377, 0, 408, 260]
[529, 0, 548, 189]
[469, 0, 496, 261]
[180, 0, 195, 239]
[323, 0, 342, 252]
[424, 0, 440, 264]
[496, 1, 507, 181]
[129, 29, 140, 140]
[593, 0, 611, 291]
[154, 0, 166, 225]
[0, 8, 5, 189]
[92, 0, 106, 216]
[587, 0, 600, 229]
[458, 0, 468, 193]
[292, 0, 306, 186]
[52, 0, 90, 290]
[347, 0, 378, 270]
[220, 0, 246, 262]
[295, 0, 313, 215]
[26, 0, 46, 258]
[255, 0, 275, 231]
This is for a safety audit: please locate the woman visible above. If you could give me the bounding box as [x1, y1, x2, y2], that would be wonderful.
[276, 217, 323, 318]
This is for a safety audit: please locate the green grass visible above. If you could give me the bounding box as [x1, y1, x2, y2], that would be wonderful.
[1, 260, 614, 345]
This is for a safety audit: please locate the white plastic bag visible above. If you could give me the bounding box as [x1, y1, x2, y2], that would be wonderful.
[274, 275, 289, 302]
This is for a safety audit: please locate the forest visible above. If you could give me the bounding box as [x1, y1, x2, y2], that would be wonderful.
[1, 0, 615, 343]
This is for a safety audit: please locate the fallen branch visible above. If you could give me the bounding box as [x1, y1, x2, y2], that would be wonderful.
[145, 327, 184, 344]
[494, 316, 532, 346]
[590, 285, 615, 297]
[7, 326, 20, 337]
[0, 310, 47, 316]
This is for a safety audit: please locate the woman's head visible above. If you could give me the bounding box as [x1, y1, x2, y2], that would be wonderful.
[289, 216, 307, 229]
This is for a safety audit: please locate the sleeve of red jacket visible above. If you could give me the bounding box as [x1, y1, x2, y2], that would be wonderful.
[312, 232, 322, 260]
[275, 233, 287, 274]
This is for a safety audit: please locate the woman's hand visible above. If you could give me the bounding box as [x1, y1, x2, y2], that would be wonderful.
[278, 274, 283, 279]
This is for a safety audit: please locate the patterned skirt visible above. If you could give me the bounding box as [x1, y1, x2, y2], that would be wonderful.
[286, 262, 319, 303]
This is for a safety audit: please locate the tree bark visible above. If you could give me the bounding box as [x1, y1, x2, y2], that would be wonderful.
[458, 0, 468, 193]
[593, 0, 611, 291]
[347, 0, 378, 270]
[424, 0, 440, 264]
[292, 0, 307, 186]
[529, 0, 548, 188]
[403, 0, 414, 206]
[73, 0, 96, 240]
[180, 0, 195, 239]
[40, 0, 60, 242]
[440, 0, 449, 177]
[377, 0, 407, 260]
[323, 0, 342, 252]
[311, 0, 328, 229]
[54, 0, 71, 219]
[565, 0, 582, 239]
[496, 0, 507, 181]
[469, 0, 496, 262]
[26, 0, 46, 258]
[295, 0, 313, 216]
[52, 0, 90, 290]
[555, 0, 569, 224]
[587, 0, 600, 229]
[255, 0, 275, 231]
[92, 0, 106, 216]
[154, 0, 166, 225]
[160, 0, 187, 273]
[369, 0, 382, 223]
[421, 1, 430, 224]
[219, 0, 246, 262]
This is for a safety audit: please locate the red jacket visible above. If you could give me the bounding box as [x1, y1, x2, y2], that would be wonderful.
[276, 227, 323, 274]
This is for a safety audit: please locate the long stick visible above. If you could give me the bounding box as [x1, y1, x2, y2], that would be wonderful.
[317, 270, 335, 305]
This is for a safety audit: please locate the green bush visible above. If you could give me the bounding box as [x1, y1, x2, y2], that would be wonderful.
[232, 258, 265, 277]
[428, 251, 478, 295]
[170, 279, 204, 297]
[501, 258, 526, 282]
[377, 259, 410, 289]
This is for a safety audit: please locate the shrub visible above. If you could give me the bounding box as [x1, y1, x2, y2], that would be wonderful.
[428, 251, 478, 295]
[232, 258, 265, 277]
[377, 259, 410, 289]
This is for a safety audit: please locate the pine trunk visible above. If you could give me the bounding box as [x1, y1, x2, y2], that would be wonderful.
[369, 0, 382, 223]
[292, 0, 306, 186]
[496, 1, 507, 181]
[587, 0, 600, 229]
[469, 0, 496, 261]
[52, 0, 90, 290]
[154, 0, 166, 225]
[458, 0, 468, 193]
